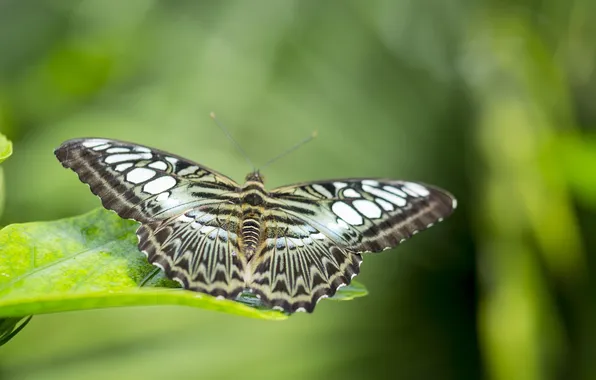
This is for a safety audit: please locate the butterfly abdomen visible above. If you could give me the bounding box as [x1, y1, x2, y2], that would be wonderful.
[240, 179, 267, 257]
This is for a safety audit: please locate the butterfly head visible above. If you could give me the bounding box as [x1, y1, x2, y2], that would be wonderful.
[245, 170, 265, 184]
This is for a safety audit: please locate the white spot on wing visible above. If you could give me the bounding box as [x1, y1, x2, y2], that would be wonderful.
[336, 219, 350, 229]
[218, 230, 229, 241]
[134, 146, 151, 153]
[149, 161, 168, 170]
[312, 184, 333, 198]
[179, 214, 193, 223]
[165, 157, 178, 164]
[82, 140, 108, 148]
[362, 180, 379, 187]
[105, 153, 152, 164]
[333, 182, 347, 190]
[275, 238, 286, 249]
[353, 199, 382, 219]
[332, 202, 363, 225]
[92, 143, 112, 151]
[362, 185, 406, 207]
[404, 182, 430, 197]
[343, 188, 361, 198]
[311, 232, 326, 240]
[178, 166, 198, 176]
[156, 192, 170, 202]
[143, 176, 177, 194]
[152, 262, 165, 271]
[106, 147, 130, 154]
[289, 238, 305, 247]
[115, 163, 133, 172]
[126, 168, 157, 184]
[375, 198, 394, 211]
[383, 186, 408, 198]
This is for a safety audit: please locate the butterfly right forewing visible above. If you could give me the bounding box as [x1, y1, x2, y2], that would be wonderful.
[270, 179, 456, 253]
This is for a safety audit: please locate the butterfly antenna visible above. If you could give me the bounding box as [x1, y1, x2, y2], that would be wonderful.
[259, 130, 318, 171]
[210, 112, 256, 169]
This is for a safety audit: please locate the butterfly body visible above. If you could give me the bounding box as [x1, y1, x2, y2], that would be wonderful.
[55, 138, 456, 313]
[239, 174, 267, 257]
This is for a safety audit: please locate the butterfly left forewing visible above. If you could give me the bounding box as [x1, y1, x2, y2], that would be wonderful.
[55, 138, 240, 223]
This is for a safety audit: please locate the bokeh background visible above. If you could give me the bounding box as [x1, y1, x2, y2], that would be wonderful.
[1, 1, 595, 379]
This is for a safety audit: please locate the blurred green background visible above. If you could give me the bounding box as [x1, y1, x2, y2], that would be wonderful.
[1, 1, 595, 379]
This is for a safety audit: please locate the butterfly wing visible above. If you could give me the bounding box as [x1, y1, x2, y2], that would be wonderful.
[55, 138, 246, 298]
[137, 204, 246, 299]
[249, 208, 362, 312]
[248, 179, 456, 312]
[270, 179, 456, 252]
[55, 138, 240, 223]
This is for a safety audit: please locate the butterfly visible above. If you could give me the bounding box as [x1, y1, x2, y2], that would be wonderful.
[55, 138, 456, 313]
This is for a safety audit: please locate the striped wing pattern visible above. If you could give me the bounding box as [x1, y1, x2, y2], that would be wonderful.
[248, 209, 363, 312]
[55, 138, 246, 299]
[137, 206, 246, 299]
[271, 179, 456, 253]
[246, 179, 456, 312]
[55, 138, 457, 314]
[55, 138, 240, 222]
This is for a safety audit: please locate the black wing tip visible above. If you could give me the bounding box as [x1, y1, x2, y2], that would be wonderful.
[53, 138, 93, 163]
[428, 185, 458, 217]
[54, 143, 71, 164]
[54, 137, 112, 153]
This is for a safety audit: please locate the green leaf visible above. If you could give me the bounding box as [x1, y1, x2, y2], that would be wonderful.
[326, 281, 368, 301]
[0, 208, 367, 320]
[0, 167, 5, 219]
[0, 133, 11, 218]
[0, 133, 11, 164]
[0, 316, 32, 346]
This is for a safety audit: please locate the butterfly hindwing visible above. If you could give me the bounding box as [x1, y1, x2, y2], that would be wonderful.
[137, 204, 246, 299]
[247, 209, 362, 312]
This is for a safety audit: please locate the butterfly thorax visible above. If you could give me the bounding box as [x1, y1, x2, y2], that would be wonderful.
[240, 173, 267, 258]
